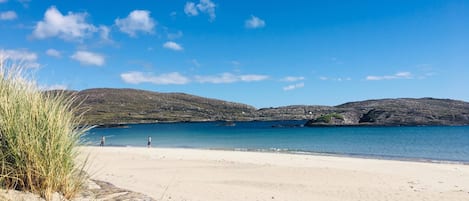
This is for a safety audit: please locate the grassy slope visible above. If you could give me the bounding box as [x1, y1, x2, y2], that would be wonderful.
[69, 88, 256, 124]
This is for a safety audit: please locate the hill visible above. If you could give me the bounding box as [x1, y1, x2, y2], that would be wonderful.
[66, 88, 256, 124]
[51, 88, 469, 126]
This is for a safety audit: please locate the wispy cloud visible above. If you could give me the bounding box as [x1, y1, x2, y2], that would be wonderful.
[184, 2, 198, 16]
[240, 74, 269, 82]
[245, 15, 265, 29]
[282, 76, 304, 82]
[40, 84, 68, 91]
[190, 59, 201, 67]
[319, 76, 351, 81]
[167, 30, 183, 40]
[98, 25, 112, 42]
[70, 50, 105, 66]
[327, 57, 344, 64]
[366, 72, 412, 81]
[0, 49, 39, 68]
[120, 71, 269, 85]
[231, 60, 241, 66]
[163, 41, 183, 51]
[0, 11, 17, 20]
[45, 48, 61, 58]
[121, 72, 190, 85]
[115, 10, 155, 37]
[32, 6, 96, 41]
[184, 0, 216, 21]
[283, 83, 304, 91]
[195, 73, 268, 84]
[17, 0, 30, 8]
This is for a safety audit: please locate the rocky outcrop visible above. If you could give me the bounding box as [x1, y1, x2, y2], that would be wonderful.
[306, 98, 469, 126]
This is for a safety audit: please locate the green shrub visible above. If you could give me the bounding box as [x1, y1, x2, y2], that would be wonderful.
[0, 59, 90, 200]
[314, 113, 344, 123]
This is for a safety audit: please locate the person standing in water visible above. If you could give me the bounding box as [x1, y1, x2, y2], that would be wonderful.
[147, 136, 152, 148]
[100, 136, 105, 146]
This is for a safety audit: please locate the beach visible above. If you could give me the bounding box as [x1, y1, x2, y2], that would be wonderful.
[81, 147, 469, 201]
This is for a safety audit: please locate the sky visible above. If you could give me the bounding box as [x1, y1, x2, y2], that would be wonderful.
[0, 0, 468, 108]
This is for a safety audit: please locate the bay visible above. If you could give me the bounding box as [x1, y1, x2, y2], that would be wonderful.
[84, 121, 469, 162]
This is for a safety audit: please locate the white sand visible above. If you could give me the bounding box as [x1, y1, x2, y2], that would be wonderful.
[81, 147, 469, 201]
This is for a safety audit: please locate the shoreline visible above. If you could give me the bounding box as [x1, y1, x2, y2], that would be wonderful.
[81, 146, 469, 201]
[84, 145, 469, 165]
[91, 120, 469, 128]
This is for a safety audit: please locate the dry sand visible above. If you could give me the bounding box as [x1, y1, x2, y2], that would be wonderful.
[81, 147, 469, 201]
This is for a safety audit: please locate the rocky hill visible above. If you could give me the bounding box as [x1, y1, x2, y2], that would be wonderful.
[64, 88, 256, 124]
[332, 98, 469, 126]
[52, 88, 469, 126]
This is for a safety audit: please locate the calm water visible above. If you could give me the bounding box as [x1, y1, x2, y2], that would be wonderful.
[84, 121, 469, 162]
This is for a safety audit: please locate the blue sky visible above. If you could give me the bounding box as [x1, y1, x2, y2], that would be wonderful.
[1, 0, 468, 108]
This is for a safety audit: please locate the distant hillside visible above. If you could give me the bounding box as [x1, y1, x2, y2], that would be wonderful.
[329, 98, 469, 126]
[67, 88, 256, 124]
[51, 88, 469, 126]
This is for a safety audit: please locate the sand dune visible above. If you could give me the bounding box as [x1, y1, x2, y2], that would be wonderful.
[81, 147, 469, 201]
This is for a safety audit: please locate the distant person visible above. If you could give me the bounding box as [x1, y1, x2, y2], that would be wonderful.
[100, 136, 105, 146]
[147, 136, 152, 148]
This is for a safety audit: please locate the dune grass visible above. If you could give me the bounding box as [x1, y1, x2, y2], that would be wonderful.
[0, 58, 90, 200]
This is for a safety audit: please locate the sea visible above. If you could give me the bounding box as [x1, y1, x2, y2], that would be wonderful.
[84, 120, 469, 163]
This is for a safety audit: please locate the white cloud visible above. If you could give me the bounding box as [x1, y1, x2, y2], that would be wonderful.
[195, 73, 268, 84]
[99, 25, 111, 41]
[245, 15, 265, 29]
[32, 6, 97, 41]
[282, 76, 304, 82]
[0, 49, 39, 68]
[163, 41, 183, 51]
[283, 83, 304, 91]
[184, 0, 216, 21]
[40, 84, 67, 91]
[239, 74, 269, 82]
[115, 10, 155, 37]
[366, 72, 412, 81]
[0, 11, 17, 20]
[0, 0, 8, 3]
[195, 73, 237, 84]
[395, 72, 411, 77]
[184, 2, 198, 16]
[120, 71, 269, 85]
[45, 48, 61, 58]
[197, 0, 216, 21]
[70, 51, 105, 66]
[121, 72, 189, 85]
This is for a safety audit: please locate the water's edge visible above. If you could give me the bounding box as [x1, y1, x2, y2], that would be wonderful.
[84, 145, 469, 165]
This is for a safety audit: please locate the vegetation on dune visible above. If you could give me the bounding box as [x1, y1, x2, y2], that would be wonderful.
[0, 58, 90, 200]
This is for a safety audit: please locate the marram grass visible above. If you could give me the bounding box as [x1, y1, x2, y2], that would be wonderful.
[0, 58, 90, 200]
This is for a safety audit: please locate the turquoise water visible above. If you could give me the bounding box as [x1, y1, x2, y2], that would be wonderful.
[84, 121, 469, 162]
